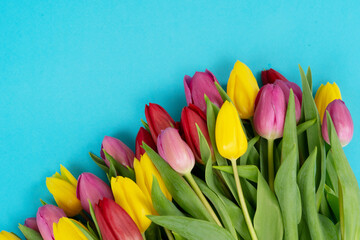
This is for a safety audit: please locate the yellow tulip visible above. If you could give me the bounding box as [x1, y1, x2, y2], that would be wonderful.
[134, 153, 172, 202]
[0, 231, 20, 240]
[53, 217, 88, 240]
[46, 165, 82, 216]
[314, 82, 342, 122]
[215, 101, 248, 160]
[111, 176, 156, 233]
[227, 60, 260, 119]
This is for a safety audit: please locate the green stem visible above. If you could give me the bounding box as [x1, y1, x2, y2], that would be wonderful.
[268, 139, 275, 192]
[184, 173, 222, 227]
[164, 228, 175, 240]
[142, 232, 146, 240]
[231, 159, 258, 240]
[339, 179, 344, 240]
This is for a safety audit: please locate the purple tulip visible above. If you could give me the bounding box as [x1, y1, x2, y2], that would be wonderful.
[36, 205, 66, 240]
[184, 70, 223, 113]
[274, 80, 302, 123]
[157, 127, 195, 175]
[254, 84, 286, 140]
[24, 217, 39, 232]
[101, 136, 135, 168]
[76, 172, 114, 213]
[322, 99, 354, 146]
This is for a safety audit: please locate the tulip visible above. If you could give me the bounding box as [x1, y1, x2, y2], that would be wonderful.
[145, 103, 176, 144]
[0, 231, 20, 240]
[227, 60, 260, 119]
[184, 69, 223, 113]
[261, 68, 288, 84]
[95, 198, 142, 240]
[134, 153, 171, 201]
[180, 104, 213, 163]
[315, 82, 342, 122]
[76, 172, 113, 213]
[135, 127, 157, 160]
[46, 165, 82, 217]
[254, 84, 286, 140]
[111, 176, 155, 233]
[157, 127, 195, 175]
[101, 136, 135, 168]
[274, 80, 302, 123]
[36, 205, 66, 240]
[322, 100, 354, 147]
[53, 217, 88, 240]
[24, 217, 39, 232]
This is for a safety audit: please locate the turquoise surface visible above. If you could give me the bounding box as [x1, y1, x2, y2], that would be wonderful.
[1, 0, 359, 235]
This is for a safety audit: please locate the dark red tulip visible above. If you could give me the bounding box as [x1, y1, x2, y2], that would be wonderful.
[135, 127, 157, 159]
[261, 68, 288, 85]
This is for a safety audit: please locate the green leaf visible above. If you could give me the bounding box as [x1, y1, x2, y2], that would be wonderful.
[173, 232, 187, 240]
[89, 152, 109, 173]
[144, 144, 214, 222]
[141, 119, 151, 132]
[296, 118, 316, 136]
[70, 219, 98, 240]
[145, 222, 162, 240]
[327, 111, 360, 239]
[148, 216, 236, 240]
[306, 66, 312, 91]
[103, 150, 135, 180]
[40, 199, 47, 205]
[18, 224, 43, 240]
[326, 151, 338, 195]
[214, 82, 232, 103]
[324, 185, 339, 221]
[89, 200, 102, 240]
[239, 136, 260, 165]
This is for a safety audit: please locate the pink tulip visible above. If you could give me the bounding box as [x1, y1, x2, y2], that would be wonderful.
[24, 217, 39, 232]
[36, 205, 66, 240]
[101, 136, 135, 168]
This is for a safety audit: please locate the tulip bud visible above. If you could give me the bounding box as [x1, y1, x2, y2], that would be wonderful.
[215, 101, 248, 160]
[157, 127, 195, 175]
[180, 104, 213, 163]
[0, 231, 20, 240]
[24, 217, 39, 232]
[101, 136, 135, 168]
[184, 70, 223, 113]
[95, 198, 142, 240]
[254, 84, 286, 140]
[274, 80, 302, 123]
[261, 68, 288, 84]
[36, 205, 66, 240]
[315, 82, 342, 122]
[322, 100, 354, 147]
[46, 165, 82, 217]
[145, 103, 176, 144]
[227, 60, 260, 119]
[134, 153, 171, 202]
[76, 172, 113, 213]
[111, 176, 155, 233]
[53, 217, 88, 240]
[135, 127, 157, 159]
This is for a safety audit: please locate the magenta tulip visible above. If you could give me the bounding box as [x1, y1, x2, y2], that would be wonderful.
[261, 68, 288, 85]
[135, 127, 157, 160]
[101, 136, 135, 168]
[36, 205, 66, 240]
[157, 127, 195, 175]
[24, 217, 39, 232]
[322, 99, 354, 146]
[254, 84, 286, 140]
[76, 172, 113, 213]
[184, 70, 223, 113]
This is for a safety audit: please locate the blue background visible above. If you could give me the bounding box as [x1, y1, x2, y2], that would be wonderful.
[1, 0, 359, 235]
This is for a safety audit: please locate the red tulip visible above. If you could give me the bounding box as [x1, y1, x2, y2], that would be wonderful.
[95, 198, 142, 240]
[135, 127, 157, 160]
[145, 103, 176, 144]
[261, 68, 288, 85]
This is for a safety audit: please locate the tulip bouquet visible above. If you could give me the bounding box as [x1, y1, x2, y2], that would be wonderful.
[2, 61, 359, 240]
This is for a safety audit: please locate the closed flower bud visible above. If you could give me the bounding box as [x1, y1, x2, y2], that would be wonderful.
[215, 101, 248, 160]
[134, 153, 171, 202]
[36, 205, 66, 240]
[111, 176, 155, 233]
[95, 198, 142, 240]
[184, 70, 223, 113]
[76, 172, 113, 213]
[157, 127, 195, 175]
[53, 217, 88, 240]
[254, 84, 286, 140]
[0, 231, 20, 240]
[180, 104, 213, 163]
[145, 103, 176, 144]
[274, 80, 302, 123]
[261, 68, 288, 84]
[227, 60, 260, 119]
[135, 127, 157, 160]
[46, 165, 82, 217]
[322, 100, 354, 147]
[101, 136, 135, 168]
[315, 82, 342, 122]
[24, 217, 39, 232]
